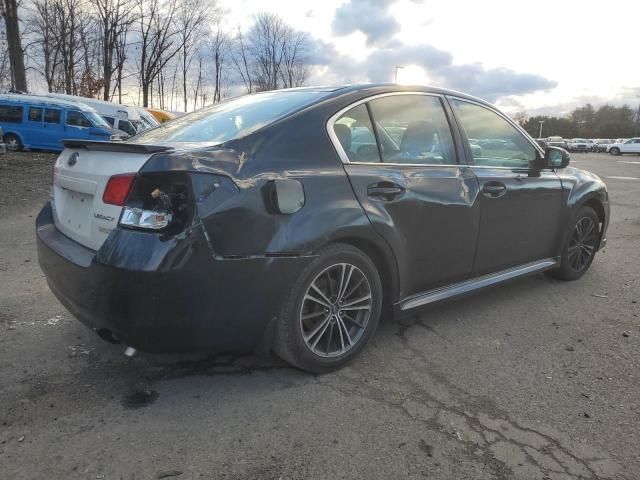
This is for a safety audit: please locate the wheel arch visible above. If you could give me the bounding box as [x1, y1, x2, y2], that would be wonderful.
[582, 197, 605, 225]
[330, 235, 399, 312]
[3, 130, 24, 145]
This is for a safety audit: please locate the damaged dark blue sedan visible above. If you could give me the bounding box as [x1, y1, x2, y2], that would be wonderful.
[37, 84, 609, 372]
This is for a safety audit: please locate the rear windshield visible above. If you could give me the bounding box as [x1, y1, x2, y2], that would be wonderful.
[129, 90, 327, 145]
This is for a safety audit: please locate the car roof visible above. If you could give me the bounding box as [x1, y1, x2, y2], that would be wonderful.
[252, 83, 495, 109]
[293, 83, 493, 107]
[0, 93, 98, 112]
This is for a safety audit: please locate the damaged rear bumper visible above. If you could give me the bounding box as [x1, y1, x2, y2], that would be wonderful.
[36, 202, 312, 353]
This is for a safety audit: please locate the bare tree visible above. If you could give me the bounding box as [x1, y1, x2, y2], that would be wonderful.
[231, 28, 252, 94]
[27, 0, 61, 91]
[208, 20, 228, 103]
[95, 0, 136, 100]
[280, 28, 308, 88]
[1, 0, 28, 91]
[249, 13, 286, 91]
[231, 13, 310, 93]
[135, 0, 179, 107]
[175, 0, 210, 111]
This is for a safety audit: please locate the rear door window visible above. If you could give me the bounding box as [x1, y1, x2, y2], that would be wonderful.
[44, 109, 61, 124]
[368, 95, 458, 165]
[28, 107, 43, 122]
[66, 111, 92, 127]
[333, 104, 380, 163]
[0, 105, 24, 123]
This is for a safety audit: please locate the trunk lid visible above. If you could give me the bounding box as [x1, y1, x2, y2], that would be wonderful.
[52, 148, 156, 251]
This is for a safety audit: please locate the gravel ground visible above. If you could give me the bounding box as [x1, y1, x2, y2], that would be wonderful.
[0, 151, 638, 480]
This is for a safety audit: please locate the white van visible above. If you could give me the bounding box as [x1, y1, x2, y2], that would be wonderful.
[131, 106, 160, 131]
[37, 93, 140, 137]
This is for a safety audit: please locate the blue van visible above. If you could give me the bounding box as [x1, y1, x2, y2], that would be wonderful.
[0, 94, 115, 152]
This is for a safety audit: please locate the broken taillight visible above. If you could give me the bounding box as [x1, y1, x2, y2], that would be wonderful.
[118, 172, 192, 233]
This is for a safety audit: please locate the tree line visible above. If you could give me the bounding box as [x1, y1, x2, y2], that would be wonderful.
[0, 0, 311, 110]
[517, 104, 640, 139]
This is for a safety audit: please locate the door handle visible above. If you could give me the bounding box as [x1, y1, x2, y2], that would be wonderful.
[482, 182, 507, 198]
[367, 183, 405, 200]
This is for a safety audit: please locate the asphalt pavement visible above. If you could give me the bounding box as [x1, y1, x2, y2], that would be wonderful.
[0, 151, 638, 479]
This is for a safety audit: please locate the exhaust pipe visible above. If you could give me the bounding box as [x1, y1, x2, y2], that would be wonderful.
[124, 346, 137, 357]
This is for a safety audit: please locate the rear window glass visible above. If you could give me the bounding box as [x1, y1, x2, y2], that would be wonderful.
[130, 90, 328, 145]
[0, 105, 23, 123]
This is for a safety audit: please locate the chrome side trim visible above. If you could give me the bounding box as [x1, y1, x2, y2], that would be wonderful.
[326, 91, 445, 165]
[346, 161, 461, 168]
[399, 258, 559, 311]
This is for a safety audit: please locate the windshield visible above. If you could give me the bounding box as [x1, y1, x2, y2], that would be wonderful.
[88, 112, 111, 129]
[130, 90, 328, 145]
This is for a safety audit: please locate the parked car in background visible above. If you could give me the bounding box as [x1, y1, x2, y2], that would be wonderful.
[36, 84, 610, 372]
[0, 94, 115, 151]
[39, 93, 141, 137]
[134, 107, 160, 130]
[547, 136, 568, 150]
[594, 139, 613, 152]
[608, 138, 640, 155]
[145, 108, 176, 123]
[568, 138, 591, 153]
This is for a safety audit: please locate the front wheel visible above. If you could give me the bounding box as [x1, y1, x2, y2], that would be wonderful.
[273, 243, 383, 373]
[547, 206, 600, 281]
[610, 147, 621, 156]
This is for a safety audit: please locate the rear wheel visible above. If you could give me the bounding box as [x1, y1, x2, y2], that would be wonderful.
[548, 206, 600, 281]
[273, 243, 383, 373]
[610, 147, 620, 156]
[4, 133, 22, 152]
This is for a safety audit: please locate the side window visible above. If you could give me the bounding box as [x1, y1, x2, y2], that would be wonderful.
[0, 105, 24, 123]
[450, 99, 537, 168]
[333, 104, 380, 163]
[103, 116, 115, 126]
[368, 95, 457, 165]
[66, 111, 91, 127]
[28, 107, 43, 122]
[44, 109, 61, 124]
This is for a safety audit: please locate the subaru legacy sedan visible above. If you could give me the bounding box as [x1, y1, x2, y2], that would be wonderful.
[37, 85, 609, 373]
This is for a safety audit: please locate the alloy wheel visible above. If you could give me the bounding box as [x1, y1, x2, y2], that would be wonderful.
[567, 216, 598, 272]
[299, 262, 372, 358]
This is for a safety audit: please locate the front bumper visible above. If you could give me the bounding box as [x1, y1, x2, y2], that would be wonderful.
[36, 202, 312, 353]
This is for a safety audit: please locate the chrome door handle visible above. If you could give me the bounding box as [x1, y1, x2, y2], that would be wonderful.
[482, 182, 507, 198]
[367, 183, 405, 200]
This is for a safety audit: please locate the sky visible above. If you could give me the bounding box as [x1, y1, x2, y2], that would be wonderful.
[221, 0, 640, 116]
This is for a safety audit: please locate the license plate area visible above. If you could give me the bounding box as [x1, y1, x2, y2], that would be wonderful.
[58, 189, 94, 238]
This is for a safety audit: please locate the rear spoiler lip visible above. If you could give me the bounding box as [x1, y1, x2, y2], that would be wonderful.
[62, 139, 174, 154]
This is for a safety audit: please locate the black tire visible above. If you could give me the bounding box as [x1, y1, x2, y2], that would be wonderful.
[4, 133, 22, 152]
[610, 147, 620, 156]
[547, 206, 600, 281]
[273, 243, 383, 373]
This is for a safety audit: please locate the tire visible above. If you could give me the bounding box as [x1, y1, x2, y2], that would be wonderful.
[273, 243, 383, 373]
[4, 133, 22, 152]
[547, 206, 600, 281]
[610, 147, 620, 156]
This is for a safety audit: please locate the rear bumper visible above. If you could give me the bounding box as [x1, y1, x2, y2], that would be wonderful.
[36, 202, 312, 353]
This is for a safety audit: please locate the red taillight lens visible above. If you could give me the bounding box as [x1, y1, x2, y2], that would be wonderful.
[103, 173, 136, 206]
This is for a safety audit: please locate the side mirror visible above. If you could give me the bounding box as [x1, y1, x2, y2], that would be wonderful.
[544, 146, 570, 169]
